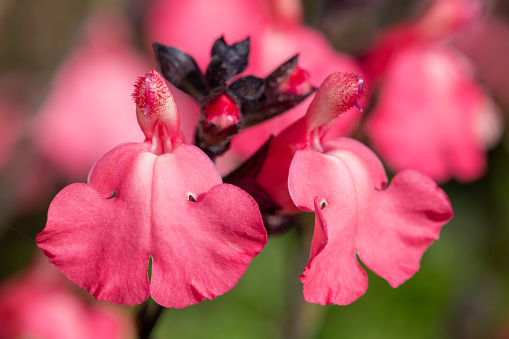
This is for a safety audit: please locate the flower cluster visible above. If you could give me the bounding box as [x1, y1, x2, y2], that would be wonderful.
[36, 34, 453, 310]
[36, 70, 267, 308]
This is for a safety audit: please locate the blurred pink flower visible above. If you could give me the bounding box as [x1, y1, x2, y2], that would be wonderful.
[0, 97, 24, 171]
[257, 72, 452, 304]
[36, 71, 266, 308]
[145, 0, 364, 173]
[0, 255, 133, 339]
[362, 0, 501, 182]
[454, 13, 509, 111]
[32, 11, 148, 180]
[146, 0, 266, 70]
[0, 95, 56, 214]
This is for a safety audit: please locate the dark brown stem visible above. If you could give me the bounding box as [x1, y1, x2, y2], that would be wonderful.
[283, 214, 327, 339]
[136, 300, 164, 339]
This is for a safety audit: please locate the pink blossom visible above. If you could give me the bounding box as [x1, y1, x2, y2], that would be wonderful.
[32, 11, 149, 179]
[145, 0, 364, 172]
[146, 0, 266, 71]
[362, 0, 501, 182]
[367, 45, 500, 182]
[256, 72, 453, 304]
[255, 72, 366, 214]
[454, 13, 509, 111]
[36, 71, 266, 308]
[0, 97, 24, 171]
[0, 255, 133, 339]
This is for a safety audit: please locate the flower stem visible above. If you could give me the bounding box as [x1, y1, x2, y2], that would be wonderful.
[136, 299, 164, 339]
[283, 214, 327, 339]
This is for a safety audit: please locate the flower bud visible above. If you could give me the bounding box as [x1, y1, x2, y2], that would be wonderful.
[203, 94, 240, 132]
[277, 66, 313, 95]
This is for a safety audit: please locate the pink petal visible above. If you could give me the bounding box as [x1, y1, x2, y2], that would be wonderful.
[356, 169, 453, 287]
[150, 183, 267, 308]
[300, 197, 368, 306]
[32, 11, 147, 179]
[255, 71, 367, 215]
[0, 255, 133, 339]
[289, 138, 387, 212]
[37, 142, 266, 308]
[367, 46, 493, 182]
[289, 138, 452, 304]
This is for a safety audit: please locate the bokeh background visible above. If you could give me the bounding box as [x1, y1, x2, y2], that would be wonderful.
[1, 0, 509, 338]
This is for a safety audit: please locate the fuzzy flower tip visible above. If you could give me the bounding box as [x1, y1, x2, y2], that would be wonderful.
[133, 70, 181, 145]
[305, 72, 365, 134]
[36, 70, 267, 308]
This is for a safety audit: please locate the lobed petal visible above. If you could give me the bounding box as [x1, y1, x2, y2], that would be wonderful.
[37, 142, 266, 308]
[37, 145, 155, 305]
[151, 183, 266, 308]
[289, 138, 452, 304]
[301, 197, 368, 305]
[356, 169, 453, 287]
[148, 145, 266, 307]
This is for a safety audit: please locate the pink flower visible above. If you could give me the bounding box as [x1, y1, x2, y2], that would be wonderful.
[255, 73, 366, 214]
[366, 45, 500, 182]
[362, 0, 501, 182]
[0, 97, 24, 171]
[36, 71, 266, 308]
[0, 255, 133, 339]
[32, 11, 149, 179]
[256, 72, 453, 304]
[145, 0, 364, 173]
[454, 13, 509, 112]
[146, 0, 266, 71]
